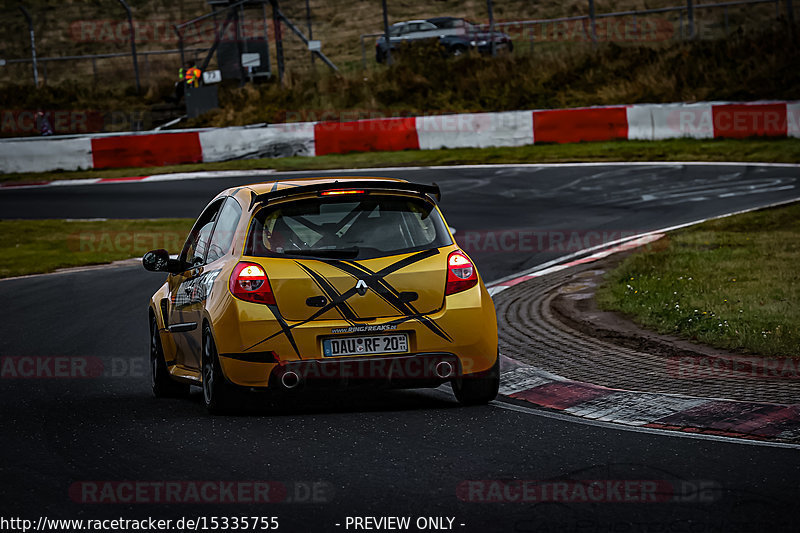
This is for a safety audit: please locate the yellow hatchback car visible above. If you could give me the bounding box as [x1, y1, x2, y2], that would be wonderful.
[143, 177, 498, 413]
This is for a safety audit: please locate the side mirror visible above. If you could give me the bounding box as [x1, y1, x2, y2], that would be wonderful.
[143, 249, 185, 274]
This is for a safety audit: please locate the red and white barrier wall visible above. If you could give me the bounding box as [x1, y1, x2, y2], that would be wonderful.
[1, 101, 797, 174]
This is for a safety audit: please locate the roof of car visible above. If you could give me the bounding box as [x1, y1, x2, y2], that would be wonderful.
[395, 19, 430, 25]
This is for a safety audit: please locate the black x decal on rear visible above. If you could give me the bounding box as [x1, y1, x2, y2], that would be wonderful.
[244, 248, 451, 355]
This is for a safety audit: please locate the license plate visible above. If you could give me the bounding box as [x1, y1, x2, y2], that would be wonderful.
[323, 334, 408, 357]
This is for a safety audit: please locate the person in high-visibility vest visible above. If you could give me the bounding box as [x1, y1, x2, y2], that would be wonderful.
[185, 65, 202, 88]
[172, 62, 194, 103]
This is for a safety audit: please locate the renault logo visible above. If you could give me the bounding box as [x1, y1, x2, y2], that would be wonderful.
[355, 279, 368, 296]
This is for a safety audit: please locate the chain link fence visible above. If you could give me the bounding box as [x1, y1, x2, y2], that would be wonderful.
[361, 0, 796, 68]
[0, 0, 797, 136]
[3, 1, 796, 89]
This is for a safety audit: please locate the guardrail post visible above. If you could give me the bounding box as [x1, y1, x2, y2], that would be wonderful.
[527, 22, 535, 54]
[588, 0, 597, 46]
[233, 5, 246, 86]
[724, 6, 729, 34]
[117, 0, 141, 93]
[487, 0, 496, 57]
[261, 2, 272, 78]
[360, 35, 367, 69]
[270, 0, 285, 84]
[18, 5, 38, 87]
[381, 0, 393, 65]
[305, 0, 314, 67]
[173, 25, 185, 67]
[687, 0, 695, 39]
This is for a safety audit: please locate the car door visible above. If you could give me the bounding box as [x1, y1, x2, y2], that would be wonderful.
[391, 23, 407, 44]
[167, 198, 225, 370]
[409, 22, 439, 41]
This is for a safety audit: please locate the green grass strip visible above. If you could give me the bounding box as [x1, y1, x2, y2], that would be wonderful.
[596, 202, 800, 357]
[0, 219, 194, 279]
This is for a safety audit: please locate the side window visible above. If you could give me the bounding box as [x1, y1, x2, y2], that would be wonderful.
[180, 199, 224, 268]
[206, 197, 243, 264]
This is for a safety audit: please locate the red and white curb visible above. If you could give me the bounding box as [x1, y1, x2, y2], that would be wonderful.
[487, 233, 665, 297]
[498, 362, 800, 442]
[488, 197, 800, 444]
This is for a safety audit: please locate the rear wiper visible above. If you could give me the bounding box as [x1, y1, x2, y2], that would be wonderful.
[286, 247, 360, 259]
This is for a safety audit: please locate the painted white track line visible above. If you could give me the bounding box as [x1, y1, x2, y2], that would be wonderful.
[485, 195, 800, 289]
[2, 161, 799, 191]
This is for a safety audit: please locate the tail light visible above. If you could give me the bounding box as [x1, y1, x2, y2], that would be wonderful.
[445, 250, 478, 296]
[229, 262, 276, 305]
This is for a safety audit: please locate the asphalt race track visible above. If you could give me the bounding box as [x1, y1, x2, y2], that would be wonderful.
[1, 163, 799, 532]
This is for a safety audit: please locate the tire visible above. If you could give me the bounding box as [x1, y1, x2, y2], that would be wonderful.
[150, 315, 189, 398]
[451, 46, 467, 57]
[202, 325, 237, 414]
[453, 356, 499, 406]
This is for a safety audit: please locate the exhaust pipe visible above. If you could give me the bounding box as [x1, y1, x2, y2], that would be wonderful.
[434, 361, 454, 379]
[281, 370, 301, 390]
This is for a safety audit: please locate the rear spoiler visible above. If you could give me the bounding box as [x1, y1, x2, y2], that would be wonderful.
[250, 180, 441, 209]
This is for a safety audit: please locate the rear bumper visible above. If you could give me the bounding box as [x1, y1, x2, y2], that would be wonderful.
[271, 352, 461, 391]
[220, 352, 462, 392]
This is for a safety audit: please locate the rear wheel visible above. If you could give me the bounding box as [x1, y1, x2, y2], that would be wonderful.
[202, 325, 237, 414]
[453, 356, 499, 406]
[150, 315, 189, 398]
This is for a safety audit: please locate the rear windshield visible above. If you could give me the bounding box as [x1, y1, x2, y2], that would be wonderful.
[245, 195, 452, 260]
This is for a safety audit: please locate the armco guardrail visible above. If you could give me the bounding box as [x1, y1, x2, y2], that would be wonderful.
[1, 101, 798, 174]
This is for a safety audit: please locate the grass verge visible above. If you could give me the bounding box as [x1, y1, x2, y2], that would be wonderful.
[0, 219, 194, 279]
[3, 138, 800, 184]
[596, 202, 800, 357]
